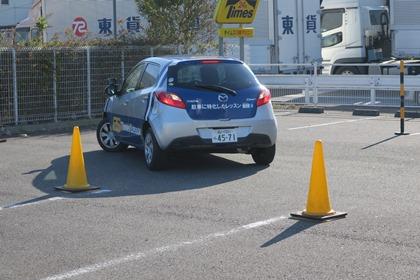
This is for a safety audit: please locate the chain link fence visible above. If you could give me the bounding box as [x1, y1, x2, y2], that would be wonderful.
[2, 54, 420, 127]
[0, 49, 14, 125]
[0, 46, 176, 126]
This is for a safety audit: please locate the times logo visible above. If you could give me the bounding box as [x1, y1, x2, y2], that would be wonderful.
[225, 0, 257, 19]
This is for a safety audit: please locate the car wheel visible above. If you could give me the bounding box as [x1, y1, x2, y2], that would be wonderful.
[144, 128, 167, 171]
[251, 145, 276, 165]
[335, 66, 359, 75]
[96, 119, 128, 152]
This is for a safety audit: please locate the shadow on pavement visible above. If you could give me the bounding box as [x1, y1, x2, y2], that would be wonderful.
[261, 220, 318, 248]
[26, 148, 266, 201]
[361, 135, 401, 150]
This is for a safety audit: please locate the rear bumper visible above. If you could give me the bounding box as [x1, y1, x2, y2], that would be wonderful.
[167, 133, 272, 152]
[148, 100, 277, 150]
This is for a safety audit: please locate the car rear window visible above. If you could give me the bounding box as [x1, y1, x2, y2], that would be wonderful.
[167, 61, 259, 90]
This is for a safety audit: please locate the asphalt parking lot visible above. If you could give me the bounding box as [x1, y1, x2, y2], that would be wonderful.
[1, 111, 420, 280]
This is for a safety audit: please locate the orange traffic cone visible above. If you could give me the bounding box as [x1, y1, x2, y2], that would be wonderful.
[55, 127, 99, 192]
[291, 140, 347, 221]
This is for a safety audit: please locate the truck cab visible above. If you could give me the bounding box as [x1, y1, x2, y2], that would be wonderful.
[321, 0, 389, 74]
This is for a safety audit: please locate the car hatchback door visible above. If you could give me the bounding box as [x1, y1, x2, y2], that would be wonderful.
[167, 60, 261, 121]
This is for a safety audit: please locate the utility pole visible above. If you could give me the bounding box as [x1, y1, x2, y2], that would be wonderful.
[218, 24, 224, 56]
[41, 0, 47, 42]
[273, 0, 280, 66]
[113, 0, 117, 39]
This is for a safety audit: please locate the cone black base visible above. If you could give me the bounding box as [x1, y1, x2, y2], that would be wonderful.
[290, 211, 347, 221]
[55, 186, 100, 193]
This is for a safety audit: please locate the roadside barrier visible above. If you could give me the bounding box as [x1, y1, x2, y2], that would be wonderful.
[255, 63, 420, 110]
[55, 126, 99, 193]
[291, 140, 347, 221]
[395, 61, 410, 135]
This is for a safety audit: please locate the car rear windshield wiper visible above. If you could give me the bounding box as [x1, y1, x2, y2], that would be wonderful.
[193, 82, 238, 96]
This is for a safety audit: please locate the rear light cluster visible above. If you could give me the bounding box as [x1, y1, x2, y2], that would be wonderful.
[156, 91, 186, 109]
[257, 87, 271, 107]
[157, 88, 271, 109]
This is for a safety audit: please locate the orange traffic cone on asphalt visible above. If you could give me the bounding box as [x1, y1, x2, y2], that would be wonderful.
[290, 140, 347, 221]
[55, 126, 99, 193]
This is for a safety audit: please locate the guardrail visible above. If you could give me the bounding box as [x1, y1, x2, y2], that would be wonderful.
[254, 63, 420, 108]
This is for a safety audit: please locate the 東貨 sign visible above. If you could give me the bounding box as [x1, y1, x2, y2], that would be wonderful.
[214, 0, 261, 24]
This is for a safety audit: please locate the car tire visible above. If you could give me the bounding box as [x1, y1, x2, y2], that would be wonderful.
[96, 119, 128, 152]
[251, 145, 276, 165]
[335, 66, 360, 75]
[143, 128, 167, 171]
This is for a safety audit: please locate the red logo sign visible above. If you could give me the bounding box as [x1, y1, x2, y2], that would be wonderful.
[72, 17, 88, 37]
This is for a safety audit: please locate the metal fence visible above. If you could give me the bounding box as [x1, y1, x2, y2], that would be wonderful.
[2, 54, 420, 127]
[256, 63, 420, 108]
[0, 46, 176, 126]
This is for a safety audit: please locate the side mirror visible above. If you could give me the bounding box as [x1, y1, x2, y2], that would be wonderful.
[105, 78, 119, 96]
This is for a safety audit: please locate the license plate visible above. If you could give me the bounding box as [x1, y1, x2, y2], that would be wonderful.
[211, 129, 237, 143]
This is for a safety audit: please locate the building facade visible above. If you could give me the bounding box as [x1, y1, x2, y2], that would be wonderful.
[0, 0, 33, 27]
[16, 0, 143, 41]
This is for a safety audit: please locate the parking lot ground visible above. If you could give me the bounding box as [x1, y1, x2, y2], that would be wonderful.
[1, 111, 420, 280]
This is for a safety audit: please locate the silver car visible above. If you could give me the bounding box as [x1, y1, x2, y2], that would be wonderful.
[97, 57, 277, 170]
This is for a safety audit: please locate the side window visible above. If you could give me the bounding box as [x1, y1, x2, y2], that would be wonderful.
[321, 9, 344, 32]
[139, 64, 160, 89]
[120, 63, 146, 94]
[370, 10, 388, 26]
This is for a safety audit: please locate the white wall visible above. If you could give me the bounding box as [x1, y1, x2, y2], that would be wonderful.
[0, 0, 33, 27]
[43, 0, 143, 41]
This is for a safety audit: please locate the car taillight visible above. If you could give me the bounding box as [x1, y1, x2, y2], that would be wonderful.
[156, 91, 186, 109]
[257, 88, 271, 107]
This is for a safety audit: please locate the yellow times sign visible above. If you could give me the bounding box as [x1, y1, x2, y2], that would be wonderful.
[214, 0, 261, 24]
[218, 27, 254, 38]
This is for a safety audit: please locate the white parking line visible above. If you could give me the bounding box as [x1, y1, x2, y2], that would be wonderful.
[3, 197, 67, 209]
[91, 189, 112, 194]
[409, 132, 420, 137]
[1, 190, 113, 211]
[288, 116, 381, 131]
[40, 216, 288, 280]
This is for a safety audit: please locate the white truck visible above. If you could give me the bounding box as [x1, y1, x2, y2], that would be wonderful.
[321, 0, 420, 75]
[16, 0, 142, 42]
[226, 0, 322, 74]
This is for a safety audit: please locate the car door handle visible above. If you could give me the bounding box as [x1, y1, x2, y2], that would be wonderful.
[122, 102, 128, 106]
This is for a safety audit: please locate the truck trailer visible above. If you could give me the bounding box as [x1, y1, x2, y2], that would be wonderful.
[227, 0, 322, 74]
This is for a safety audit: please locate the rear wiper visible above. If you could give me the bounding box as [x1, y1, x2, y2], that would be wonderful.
[193, 82, 237, 96]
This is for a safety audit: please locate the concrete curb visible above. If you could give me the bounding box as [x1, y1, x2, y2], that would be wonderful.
[0, 118, 101, 138]
[298, 106, 325, 114]
[353, 109, 380, 117]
